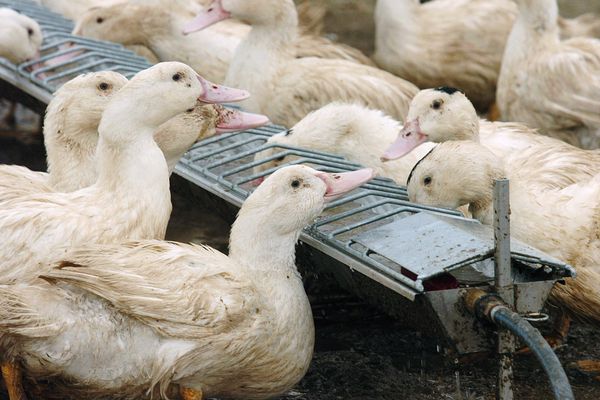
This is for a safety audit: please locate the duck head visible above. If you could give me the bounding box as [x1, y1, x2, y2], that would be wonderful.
[241, 165, 374, 234]
[100, 62, 250, 132]
[183, 0, 296, 34]
[0, 8, 43, 64]
[73, 3, 158, 45]
[382, 87, 480, 160]
[46, 71, 129, 153]
[406, 141, 504, 223]
[156, 103, 269, 172]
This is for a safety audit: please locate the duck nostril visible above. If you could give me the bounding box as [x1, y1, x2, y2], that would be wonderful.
[212, 85, 218, 89]
[405, 132, 412, 137]
[208, 7, 213, 11]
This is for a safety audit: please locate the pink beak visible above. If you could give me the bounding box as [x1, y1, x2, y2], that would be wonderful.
[183, 0, 231, 35]
[381, 119, 428, 161]
[197, 75, 250, 103]
[215, 109, 270, 134]
[315, 168, 375, 202]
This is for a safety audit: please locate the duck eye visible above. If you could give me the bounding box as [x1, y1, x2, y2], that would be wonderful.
[432, 100, 443, 110]
[96, 17, 104, 23]
[27, 28, 34, 36]
[98, 82, 109, 91]
[291, 179, 301, 188]
[424, 176, 432, 186]
[172, 73, 182, 82]
[185, 108, 194, 113]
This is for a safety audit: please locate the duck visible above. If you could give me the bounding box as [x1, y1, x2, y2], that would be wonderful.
[0, 165, 374, 400]
[382, 87, 600, 192]
[253, 103, 435, 185]
[72, 0, 373, 85]
[0, 71, 268, 202]
[183, 0, 418, 127]
[406, 140, 600, 326]
[497, 0, 600, 149]
[0, 62, 250, 285]
[0, 8, 43, 64]
[374, 0, 600, 113]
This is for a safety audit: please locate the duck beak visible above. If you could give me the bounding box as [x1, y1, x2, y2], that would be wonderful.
[381, 119, 428, 161]
[197, 75, 250, 103]
[183, 0, 231, 35]
[316, 168, 375, 202]
[215, 109, 270, 134]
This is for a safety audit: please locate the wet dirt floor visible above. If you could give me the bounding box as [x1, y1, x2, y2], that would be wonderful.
[2, 0, 600, 398]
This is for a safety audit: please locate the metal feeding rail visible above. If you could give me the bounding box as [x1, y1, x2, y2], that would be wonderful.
[0, 2, 577, 398]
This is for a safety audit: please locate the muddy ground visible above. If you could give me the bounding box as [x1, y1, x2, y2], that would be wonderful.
[3, 0, 600, 398]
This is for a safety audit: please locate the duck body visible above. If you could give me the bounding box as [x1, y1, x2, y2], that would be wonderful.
[497, 0, 600, 149]
[0, 166, 374, 398]
[374, 0, 516, 112]
[3, 241, 312, 399]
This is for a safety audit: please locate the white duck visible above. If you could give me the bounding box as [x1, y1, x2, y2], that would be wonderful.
[254, 103, 435, 185]
[382, 87, 600, 191]
[72, 0, 372, 85]
[0, 165, 374, 400]
[374, 0, 600, 113]
[0, 62, 249, 284]
[183, 0, 419, 127]
[0, 8, 43, 64]
[497, 0, 600, 149]
[406, 140, 600, 326]
[0, 72, 267, 202]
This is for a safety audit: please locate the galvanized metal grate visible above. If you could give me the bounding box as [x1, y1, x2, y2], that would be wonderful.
[1, 0, 573, 302]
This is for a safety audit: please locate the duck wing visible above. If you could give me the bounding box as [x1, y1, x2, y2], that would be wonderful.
[527, 38, 600, 128]
[0, 166, 51, 203]
[41, 240, 263, 340]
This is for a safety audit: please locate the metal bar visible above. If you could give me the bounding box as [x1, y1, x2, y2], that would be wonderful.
[493, 179, 515, 400]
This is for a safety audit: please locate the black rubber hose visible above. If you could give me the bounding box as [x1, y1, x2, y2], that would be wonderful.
[492, 306, 574, 400]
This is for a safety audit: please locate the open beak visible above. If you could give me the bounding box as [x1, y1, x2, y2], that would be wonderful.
[381, 119, 428, 161]
[215, 108, 270, 134]
[316, 168, 375, 202]
[183, 0, 231, 35]
[197, 75, 250, 103]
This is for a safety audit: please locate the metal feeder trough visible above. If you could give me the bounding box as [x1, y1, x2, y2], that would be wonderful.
[0, 3, 577, 398]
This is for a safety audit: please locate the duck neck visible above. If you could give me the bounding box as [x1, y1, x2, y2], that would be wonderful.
[451, 117, 480, 143]
[94, 106, 170, 200]
[509, 0, 559, 54]
[226, 2, 298, 90]
[228, 210, 301, 277]
[468, 198, 494, 226]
